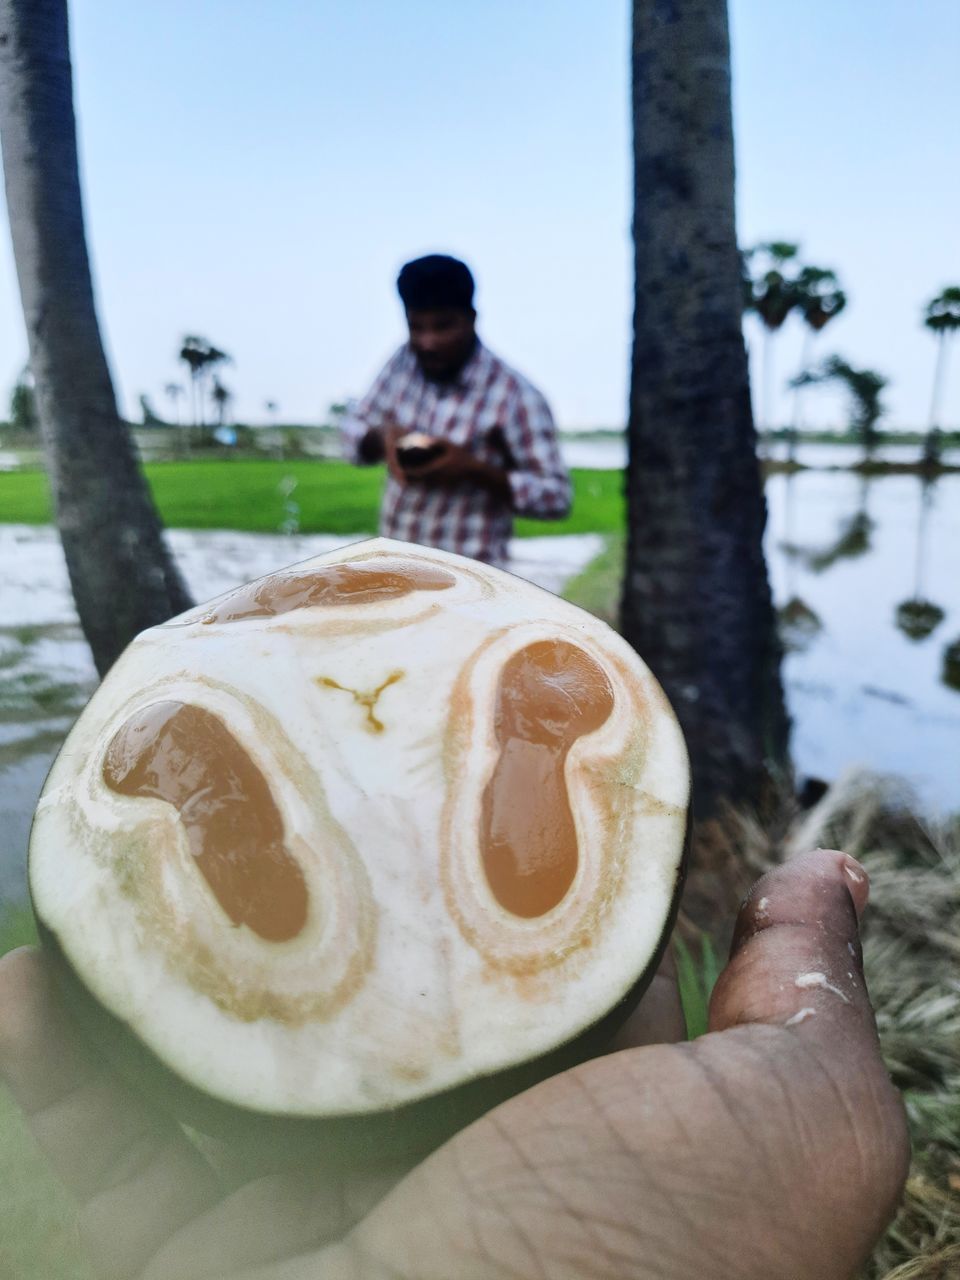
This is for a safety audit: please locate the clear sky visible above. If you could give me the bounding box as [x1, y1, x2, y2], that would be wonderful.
[0, 1, 957, 431]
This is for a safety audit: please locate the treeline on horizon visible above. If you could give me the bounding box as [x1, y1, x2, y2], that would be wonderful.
[3, 250, 958, 444]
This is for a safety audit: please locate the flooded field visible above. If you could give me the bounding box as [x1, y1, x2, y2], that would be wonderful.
[766, 470, 960, 811]
[559, 436, 960, 472]
[1, 458, 958, 910]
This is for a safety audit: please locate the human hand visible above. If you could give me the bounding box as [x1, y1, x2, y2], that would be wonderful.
[380, 417, 407, 483]
[398, 437, 477, 485]
[0, 849, 909, 1280]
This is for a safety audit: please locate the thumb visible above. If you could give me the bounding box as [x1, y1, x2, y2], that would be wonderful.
[709, 847, 877, 1041]
[701, 848, 911, 1277]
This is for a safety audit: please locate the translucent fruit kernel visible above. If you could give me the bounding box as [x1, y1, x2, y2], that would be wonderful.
[481, 641, 614, 918]
[103, 702, 308, 942]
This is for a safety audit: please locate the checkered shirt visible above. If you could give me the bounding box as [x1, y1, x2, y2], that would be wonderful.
[341, 341, 571, 567]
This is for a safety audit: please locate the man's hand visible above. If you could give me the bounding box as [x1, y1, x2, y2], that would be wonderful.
[355, 418, 414, 482]
[376, 419, 406, 482]
[400, 438, 511, 500]
[0, 849, 909, 1280]
[401, 438, 475, 484]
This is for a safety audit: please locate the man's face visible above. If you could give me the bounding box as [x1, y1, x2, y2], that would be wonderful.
[406, 308, 476, 381]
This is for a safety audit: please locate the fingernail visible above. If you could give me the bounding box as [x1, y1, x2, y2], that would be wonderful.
[841, 855, 870, 917]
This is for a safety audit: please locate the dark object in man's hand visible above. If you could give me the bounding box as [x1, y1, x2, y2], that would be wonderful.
[396, 432, 445, 469]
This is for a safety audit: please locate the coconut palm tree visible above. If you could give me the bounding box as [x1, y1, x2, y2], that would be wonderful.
[787, 266, 847, 462]
[211, 376, 232, 427]
[165, 380, 188, 456]
[164, 381, 184, 425]
[623, 0, 789, 816]
[923, 286, 960, 456]
[0, 0, 191, 674]
[179, 335, 230, 430]
[742, 240, 801, 435]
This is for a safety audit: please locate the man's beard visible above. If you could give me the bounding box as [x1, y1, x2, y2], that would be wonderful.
[414, 337, 477, 383]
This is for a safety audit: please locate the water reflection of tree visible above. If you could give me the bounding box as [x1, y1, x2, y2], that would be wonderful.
[776, 472, 823, 653]
[942, 638, 960, 692]
[895, 480, 945, 641]
[781, 474, 874, 576]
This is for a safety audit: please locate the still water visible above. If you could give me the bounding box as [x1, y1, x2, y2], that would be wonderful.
[558, 438, 960, 815]
[561, 437, 960, 472]
[2, 441, 958, 822]
[765, 470, 959, 814]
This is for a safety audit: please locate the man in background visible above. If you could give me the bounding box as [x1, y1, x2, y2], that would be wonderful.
[341, 254, 571, 568]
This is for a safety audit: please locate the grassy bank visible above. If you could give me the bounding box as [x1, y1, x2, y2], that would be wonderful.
[0, 459, 624, 538]
[561, 532, 625, 628]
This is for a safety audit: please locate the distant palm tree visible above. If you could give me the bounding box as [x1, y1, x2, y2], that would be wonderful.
[742, 240, 801, 433]
[923, 286, 960, 458]
[263, 399, 284, 457]
[138, 393, 163, 425]
[211, 376, 232, 427]
[164, 381, 184, 425]
[179, 335, 229, 428]
[792, 354, 888, 464]
[787, 266, 847, 462]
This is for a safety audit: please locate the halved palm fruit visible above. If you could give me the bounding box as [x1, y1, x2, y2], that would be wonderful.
[29, 538, 689, 1163]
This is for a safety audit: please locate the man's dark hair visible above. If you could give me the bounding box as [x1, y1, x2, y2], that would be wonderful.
[397, 254, 475, 312]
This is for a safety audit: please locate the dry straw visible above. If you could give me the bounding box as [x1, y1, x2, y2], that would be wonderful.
[728, 770, 959, 1280]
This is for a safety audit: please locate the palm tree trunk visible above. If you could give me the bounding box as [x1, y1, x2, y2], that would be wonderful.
[762, 325, 773, 436]
[0, 0, 192, 675]
[788, 326, 813, 464]
[623, 0, 789, 817]
[928, 331, 948, 430]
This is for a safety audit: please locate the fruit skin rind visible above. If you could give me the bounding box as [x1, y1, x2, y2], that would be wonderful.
[33, 816, 687, 1172]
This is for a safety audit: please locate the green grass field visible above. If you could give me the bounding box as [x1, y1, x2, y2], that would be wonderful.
[0, 459, 624, 537]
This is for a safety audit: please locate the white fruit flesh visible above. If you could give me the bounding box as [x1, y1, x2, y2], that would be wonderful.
[397, 431, 439, 447]
[30, 539, 689, 1117]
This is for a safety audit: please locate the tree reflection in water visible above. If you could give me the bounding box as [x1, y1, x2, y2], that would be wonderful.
[804, 475, 875, 573]
[779, 473, 877, 578]
[894, 480, 945, 642]
[776, 471, 823, 653]
[942, 638, 960, 693]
